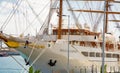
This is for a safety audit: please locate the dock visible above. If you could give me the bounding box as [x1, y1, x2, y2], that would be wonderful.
[0, 48, 20, 57]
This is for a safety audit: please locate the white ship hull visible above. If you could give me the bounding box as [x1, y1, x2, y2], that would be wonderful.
[16, 39, 91, 73]
[16, 39, 120, 73]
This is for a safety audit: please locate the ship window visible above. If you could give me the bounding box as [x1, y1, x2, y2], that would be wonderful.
[77, 31, 80, 35]
[81, 52, 88, 56]
[53, 31, 57, 35]
[106, 53, 111, 58]
[63, 32, 66, 35]
[90, 52, 95, 57]
[96, 53, 101, 57]
[73, 41, 75, 45]
[74, 32, 76, 35]
[76, 41, 78, 44]
[70, 41, 72, 44]
[113, 54, 118, 58]
[101, 53, 102, 57]
[69, 32, 71, 35]
[66, 32, 69, 35]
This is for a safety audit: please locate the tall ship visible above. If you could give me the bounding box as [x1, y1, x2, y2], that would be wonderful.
[0, 0, 120, 73]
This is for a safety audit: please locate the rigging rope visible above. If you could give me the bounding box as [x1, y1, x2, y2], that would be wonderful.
[13, 5, 18, 35]
[85, 2, 93, 25]
[0, 0, 22, 31]
[10, 55, 29, 72]
[21, 1, 50, 34]
[93, 14, 103, 32]
[92, 2, 103, 32]
[27, 0, 58, 61]
[75, 1, 88, 26]
[25, 0, 44, 27]
[38, 0, 58, 35]
[28, 1, 59, 64]
[17, 7, 36, 34]
[0, 68, 23, 70]
[30, 49, 46, 66]
[27, 40, 39, 63]
[21, 0, 59, 69]
[110, 4, 120, 30]
[65, 0, 82, 29]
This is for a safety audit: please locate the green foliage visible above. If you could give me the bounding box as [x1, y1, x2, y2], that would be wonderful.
[100, 64, 107, 73]
[34, 70, 40, 73]
[29, 66, 41, 73]
[29, 66, 33, 73]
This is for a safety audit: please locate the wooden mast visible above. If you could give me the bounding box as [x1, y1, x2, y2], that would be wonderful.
[69, 10, 120, 14]
[58, 0, 63, 39]
[69, 0, 120, 33]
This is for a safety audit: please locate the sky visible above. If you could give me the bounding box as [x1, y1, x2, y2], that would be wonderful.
[0, 0, 50, 36]
[0, 0, 120, 40]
